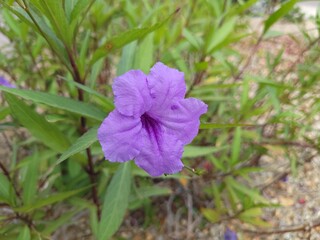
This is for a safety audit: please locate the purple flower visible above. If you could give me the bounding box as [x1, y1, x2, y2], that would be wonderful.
[98, 62, 207, 176]
[224, 228, 237, 240]
[0, 76, 15, 88]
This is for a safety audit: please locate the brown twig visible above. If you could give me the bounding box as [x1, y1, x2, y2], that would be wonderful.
[66, 49, 101, 220]
[186, 55, 207, 96]
[281, 36, 320, 82]
[233, 34, 264, 82]
[251, 139, 318, 150]
[243, 218, 320, 235]
[0, 161, 21, 199]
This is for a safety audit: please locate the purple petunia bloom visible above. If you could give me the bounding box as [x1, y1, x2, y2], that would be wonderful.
[98, 62, 207, 176]
[0, 76, 15, 88]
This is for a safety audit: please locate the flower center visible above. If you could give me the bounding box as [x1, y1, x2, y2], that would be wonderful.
[141, 113, 162, 146]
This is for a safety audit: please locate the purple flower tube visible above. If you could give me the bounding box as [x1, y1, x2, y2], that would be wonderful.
[98, 62, 207, 176]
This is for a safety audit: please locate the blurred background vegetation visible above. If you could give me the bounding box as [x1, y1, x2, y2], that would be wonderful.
[0, 0, 320, 239]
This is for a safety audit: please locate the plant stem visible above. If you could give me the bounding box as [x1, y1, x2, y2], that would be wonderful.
[66, 49, 101, 220]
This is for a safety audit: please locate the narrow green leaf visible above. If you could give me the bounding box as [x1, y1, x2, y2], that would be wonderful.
[0, 107, 10, 121]
[0, 87, 106, 121]
[228, 0, 259, 17]
[64, 0, 77, 20]
[206, 17, 236, 54]
[0, 173, 13, 204]
[183, 146, 227, 158]
[17, 226, 31, 240]
[133, 33, 154, 72]
[231, 127, 241, 165]
[42, 210, 78, 235]
[60, 77, 114, 111]
[3, 4, 70, 66]
[22, 151, 39, 205]
[90, 9, 179, 65]
[5, 93, 69, 152]
[263, 0, 298, 34]
[130, 186, 171, 202]
[201, 208, 221, 223]
[57, 127, 98, 164]
[98, 163, 131, 240]
[226, 177, 268, 203]
[183, 28, 202, 50]
[212, 184, 223, 210]
[70, 0, 91, 23]
[239, 207, 262, 218]
[117, 41, 137, 75]
[37, 0, 71, 46]
[200, 123, 254, 129]
[14, 186, 89, 213]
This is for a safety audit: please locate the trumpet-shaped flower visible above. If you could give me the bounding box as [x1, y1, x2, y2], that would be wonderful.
[98, 62, 207, 176]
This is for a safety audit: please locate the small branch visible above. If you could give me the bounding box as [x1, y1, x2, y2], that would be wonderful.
[251, 139, 318, 150]
[66, 49, 101, 220]
[85, 147, 101, 220]
[186, 56, 207, 96]
[282, 36, 320, 81]
[243, 218, 320, 235]
[0, 161, 21, 200]
[233, 34, 264, 82]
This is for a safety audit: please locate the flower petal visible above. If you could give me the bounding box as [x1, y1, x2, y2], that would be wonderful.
[149, 98, 207, 144]
[147, 62, 186, 110]
[134, 119, 184, 177]
[113, 70, 152, 117]
[0, 76, 15, 88]
[98, 110, 142, 162]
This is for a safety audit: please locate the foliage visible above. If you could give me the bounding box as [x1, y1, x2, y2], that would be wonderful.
[0, 0, 319, 239]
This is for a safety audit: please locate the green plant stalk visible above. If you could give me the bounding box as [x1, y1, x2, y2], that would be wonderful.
[66, 48, 101, 220]
[18, 0, 101, 220]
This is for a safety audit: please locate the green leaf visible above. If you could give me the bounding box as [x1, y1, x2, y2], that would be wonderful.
[206, 17, 237, 54]
[22, 151, 40, 205]
[14, 187, 89, 213]
[60, 77, 114, 111]
[201, 208, 221, 223]
[183, 28, 202, 50]
[226, 177, 268, 204]
[0, 87, 106, 121]
[263, 0, 298, 34]
[183, 146, 227, 158]
[17, 226, 31, 240]
[90, 9, 179, 65]
[3, 4, 70, 66]
[200, 123, 254, 129]
[228, 0, 259, 17]
[129, 186, 171, 210]
[42, 210, 79, 235]
[239, 207, 262, 218]
[116, 41, 137, 76]
[133, 33, 154, 72]
[0, 173, 13, 205]
[212, 184, 223, 210]
[35, 0, 71, 46]
[0, 107, 11, 121]
[57, 127, 98, 164]
[70, 0, 91, 23]
[231, 127, 241, 165]
[98, 162, 131, 240]
[130, 186, 171, 202]
[5, 93, 70, 152]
